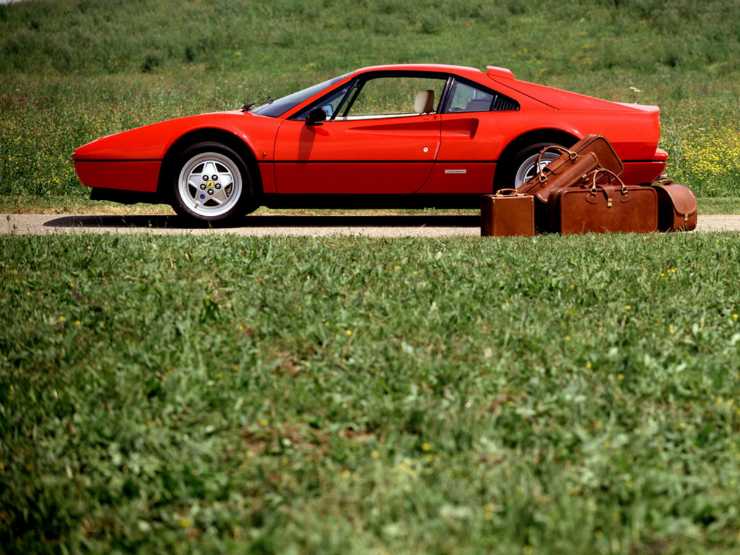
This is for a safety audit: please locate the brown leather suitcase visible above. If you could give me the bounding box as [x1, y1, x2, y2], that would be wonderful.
[481, 189, 535, 237]
[547, 169, 658, 235]
[519, 135, 623, 202]
[651, 180, 697, 231]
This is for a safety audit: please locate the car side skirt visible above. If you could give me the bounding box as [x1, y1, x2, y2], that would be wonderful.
[262, 194, 482, 209]
[257, 161, 497, 195]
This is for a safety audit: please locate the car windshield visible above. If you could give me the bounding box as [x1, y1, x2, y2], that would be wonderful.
[251, 74, 350, 117]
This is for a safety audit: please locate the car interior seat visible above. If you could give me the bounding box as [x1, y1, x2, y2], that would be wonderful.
[463, 98, 492, 112]
[414, 90, 435, 114]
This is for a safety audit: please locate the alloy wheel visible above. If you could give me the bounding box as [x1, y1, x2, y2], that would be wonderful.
[513, 151, 560, 188]
[177, 152, 243, 218]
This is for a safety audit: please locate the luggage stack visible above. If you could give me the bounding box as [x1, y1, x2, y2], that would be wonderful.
[480, 135, 697, 237]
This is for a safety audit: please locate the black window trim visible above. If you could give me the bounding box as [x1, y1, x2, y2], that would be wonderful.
[333, 80, 359, 119]
[338, 78, 365, 119]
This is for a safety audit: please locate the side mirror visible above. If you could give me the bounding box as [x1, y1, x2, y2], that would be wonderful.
[305, 107, 327, 126]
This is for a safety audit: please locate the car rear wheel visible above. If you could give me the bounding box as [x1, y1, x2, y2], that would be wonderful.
[171, 142, 256, 223]
[514, 150, 561, 187]
[496, 142, 562, 190]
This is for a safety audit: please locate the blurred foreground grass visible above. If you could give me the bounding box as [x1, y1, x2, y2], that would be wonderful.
[1, 233, 739, 553]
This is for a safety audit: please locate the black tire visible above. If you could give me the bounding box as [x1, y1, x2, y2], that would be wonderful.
[170, 141, 257, 224]
[494, 141, 560, 191]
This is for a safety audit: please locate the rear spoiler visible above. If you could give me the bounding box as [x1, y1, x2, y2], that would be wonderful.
[486, 66, 515, 80]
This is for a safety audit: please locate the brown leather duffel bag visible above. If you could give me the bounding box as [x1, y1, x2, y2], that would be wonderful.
[481, 189, 535, 237]
[519, 147, 600, 203]
[519, 135, 623, 202]
[547, 169, 658, 235]
[650, 179, 697, 231]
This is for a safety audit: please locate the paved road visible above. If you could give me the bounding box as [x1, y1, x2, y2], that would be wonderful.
[2, 214, 740, 237]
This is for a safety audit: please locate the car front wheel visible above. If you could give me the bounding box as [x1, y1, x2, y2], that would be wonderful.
[171, 142, 255, 223]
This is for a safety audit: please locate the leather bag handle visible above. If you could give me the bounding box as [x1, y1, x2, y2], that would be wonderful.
[589, 167, 628, 195]
[495, 188, 521, 196]
[536, 145, 578, 182]
[583, 168, 630, 208]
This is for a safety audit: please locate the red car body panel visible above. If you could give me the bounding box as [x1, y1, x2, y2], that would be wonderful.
[274, 114, 440, 194]
[73, 64, 668, 201]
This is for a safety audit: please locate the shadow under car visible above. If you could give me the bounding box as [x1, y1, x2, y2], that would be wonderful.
[44, 214, 480, 230]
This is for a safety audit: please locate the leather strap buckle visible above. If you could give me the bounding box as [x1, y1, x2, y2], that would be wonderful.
[535, 145, 578, 182]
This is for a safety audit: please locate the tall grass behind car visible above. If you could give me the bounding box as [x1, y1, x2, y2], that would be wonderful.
[0, 0, 738, 206]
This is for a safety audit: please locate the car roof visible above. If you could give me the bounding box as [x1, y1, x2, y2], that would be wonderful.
[353, 64, 484, 77]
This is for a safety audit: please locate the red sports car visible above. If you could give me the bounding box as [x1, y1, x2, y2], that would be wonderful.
[73, 64, 668, 223]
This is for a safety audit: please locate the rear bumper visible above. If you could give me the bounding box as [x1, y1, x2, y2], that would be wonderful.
[622, 148, 668, 184]
[73, 158, 161, 192]
[622, 161, 666, 185]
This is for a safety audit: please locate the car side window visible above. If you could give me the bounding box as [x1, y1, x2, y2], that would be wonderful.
[445, 79, 520, 113]
[446, 80, 494, 113]
[343, 76, 447, 119]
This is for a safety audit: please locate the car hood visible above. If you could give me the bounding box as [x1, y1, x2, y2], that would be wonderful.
[73, 111, 268, 161]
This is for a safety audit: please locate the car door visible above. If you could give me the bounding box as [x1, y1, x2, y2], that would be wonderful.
[420, 78, 520, 194]
[274, 73, 446, 194]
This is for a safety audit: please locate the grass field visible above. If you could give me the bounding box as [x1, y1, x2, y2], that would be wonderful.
[1, 233, 739, 553]
[0, 0, 739, 207]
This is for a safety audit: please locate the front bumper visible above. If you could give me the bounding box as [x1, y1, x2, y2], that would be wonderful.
[73, 158, 162, 193]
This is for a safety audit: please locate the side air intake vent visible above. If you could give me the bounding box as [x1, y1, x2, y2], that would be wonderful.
[491, 94, 520, 112]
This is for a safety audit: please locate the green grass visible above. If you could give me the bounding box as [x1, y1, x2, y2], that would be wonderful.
[0, 0, 739, 204]
[1, 234, 739, 553]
